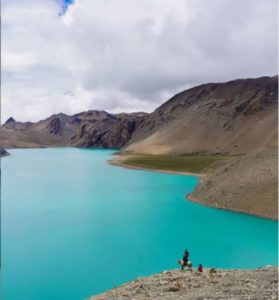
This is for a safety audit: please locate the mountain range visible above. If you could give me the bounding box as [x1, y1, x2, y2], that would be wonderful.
[0, 111, 146, 149]
[1, 76, 277, 154]
[1, 75, 277, 219]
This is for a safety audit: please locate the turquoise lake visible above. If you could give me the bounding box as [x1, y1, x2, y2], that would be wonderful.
[1, 148, 278, 300]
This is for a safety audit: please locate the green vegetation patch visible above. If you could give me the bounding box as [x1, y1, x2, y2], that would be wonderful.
[124, 154, 232, 173]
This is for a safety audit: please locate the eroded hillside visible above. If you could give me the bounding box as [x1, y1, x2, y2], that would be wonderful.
[124, 76, 277, 155]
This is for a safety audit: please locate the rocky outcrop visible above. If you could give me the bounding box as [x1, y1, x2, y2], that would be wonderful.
[70, 111, 146, 148]
[89, 266, 278, 300]
[5, 117, 16, 124]
[124, 76, 278, 155]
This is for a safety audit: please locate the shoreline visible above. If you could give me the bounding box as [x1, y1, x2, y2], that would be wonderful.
[108, 156, 206, 178]
[186, 194, 278, 221]
[5, 147, 277, 221]
[109, 155, 277, 221]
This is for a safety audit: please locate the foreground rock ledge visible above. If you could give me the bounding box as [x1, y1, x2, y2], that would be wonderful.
[89, 267, 278, 300]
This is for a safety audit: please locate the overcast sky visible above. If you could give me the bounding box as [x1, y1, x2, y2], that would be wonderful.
[1, 0, 278, 122]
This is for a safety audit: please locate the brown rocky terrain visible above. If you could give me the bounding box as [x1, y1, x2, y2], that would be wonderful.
[188, 148, 278, 220]
[124, 76, 277, 155]
[0, 111, 146, 149]
[0, 113, 77, 148]
[70, 111, 146, 148]
[2, 76, 277, 154]
[89, 266, 278, 300]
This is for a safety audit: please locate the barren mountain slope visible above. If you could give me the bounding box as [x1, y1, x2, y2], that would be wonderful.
[0, 113, 78, 148]
[0, 111, 146, 149]
[124, 76, 278, 155]
[2, 76, 277, 153]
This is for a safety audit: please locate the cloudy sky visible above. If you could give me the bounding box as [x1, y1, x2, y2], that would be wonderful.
[2, 0, 277, 122]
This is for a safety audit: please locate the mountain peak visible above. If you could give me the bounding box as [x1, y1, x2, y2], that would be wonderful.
[5, 117, 16, 124]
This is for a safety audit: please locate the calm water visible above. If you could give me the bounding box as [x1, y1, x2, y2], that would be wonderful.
[1, 148, 278, 300]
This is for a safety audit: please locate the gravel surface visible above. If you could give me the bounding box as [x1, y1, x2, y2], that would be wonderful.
[89, 266, 278, 300]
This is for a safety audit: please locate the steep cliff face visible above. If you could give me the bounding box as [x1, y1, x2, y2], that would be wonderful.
[124, 76, 278, 155]
[70, 111, 146, 148]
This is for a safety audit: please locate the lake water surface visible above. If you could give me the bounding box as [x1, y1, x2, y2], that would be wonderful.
[1, 148, 278, 300]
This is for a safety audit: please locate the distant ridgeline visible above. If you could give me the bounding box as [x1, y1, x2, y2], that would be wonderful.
[0, 111, 147, 149]
[0, 75, 277, 154]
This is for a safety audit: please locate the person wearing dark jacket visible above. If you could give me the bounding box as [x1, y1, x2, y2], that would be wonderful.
[178, 249, 190, 270]
[183, 249, 189, 264]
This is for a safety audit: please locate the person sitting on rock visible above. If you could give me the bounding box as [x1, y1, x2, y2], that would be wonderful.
[198, 264, 203, 272]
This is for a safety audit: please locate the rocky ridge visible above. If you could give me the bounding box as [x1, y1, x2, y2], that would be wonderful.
[1, 76, 277, 154]
[0, 111, 146, 149]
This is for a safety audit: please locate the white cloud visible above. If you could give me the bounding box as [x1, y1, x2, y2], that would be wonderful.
[2, 52, 39, 72]
[1, 0, 277, 122]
